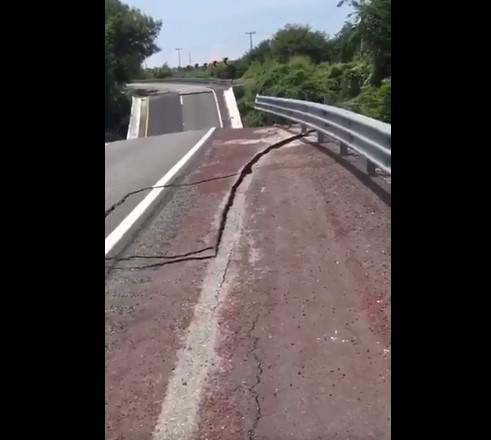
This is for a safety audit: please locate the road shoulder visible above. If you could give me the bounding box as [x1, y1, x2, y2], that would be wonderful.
[195, 135, 391, 440]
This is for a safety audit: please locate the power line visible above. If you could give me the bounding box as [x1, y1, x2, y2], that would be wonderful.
[245, 31, 256, 51]
[175, 48, 183, 68]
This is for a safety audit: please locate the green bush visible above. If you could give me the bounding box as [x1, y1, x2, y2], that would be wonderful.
[223, 5, 391, 127]
[105, 85, 131, 141]
[236, 53, 389, 127]
[341, 78, 391, 123]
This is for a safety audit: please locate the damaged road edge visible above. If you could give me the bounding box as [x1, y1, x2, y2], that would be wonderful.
[106, 130, 313, 269]
[105, 127, 216, 257]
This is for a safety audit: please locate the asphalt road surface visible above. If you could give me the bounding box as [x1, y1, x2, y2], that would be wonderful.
[182, 92, 221, 131]
[147, 93, 184, 136]
[104, 129, 209, 243]
[105, 127, 391, 440]
[130, 82, 228, 134]
[146, 91, 221, 136]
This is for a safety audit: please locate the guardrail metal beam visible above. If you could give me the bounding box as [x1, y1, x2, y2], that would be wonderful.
[254, 95, 391, 176]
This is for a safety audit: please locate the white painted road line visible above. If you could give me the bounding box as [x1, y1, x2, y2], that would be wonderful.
[179, 95, 183, 106]
[211, 89, 224, 128]
[104, 127, 216, 256]
[152, 172, 250, 440]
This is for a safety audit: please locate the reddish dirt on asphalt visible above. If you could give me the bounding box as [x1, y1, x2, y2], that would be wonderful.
[105, 127, 391, 440]
[195, 136, 391, 440]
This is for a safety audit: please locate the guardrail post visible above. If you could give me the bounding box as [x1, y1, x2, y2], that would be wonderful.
[366, 160, 377, 176]
[340, 143, 349, 155]
[317, 132, 325, 143]
[301, 124, 308, 134]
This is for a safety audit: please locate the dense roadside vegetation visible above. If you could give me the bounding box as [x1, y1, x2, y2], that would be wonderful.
[224, 0, 391, 126]
[105, 0, 161, 141]
[106, 0, 390, 138]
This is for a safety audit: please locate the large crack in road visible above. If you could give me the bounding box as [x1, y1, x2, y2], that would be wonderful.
[105, 130, 313, 271]
[104, 173, 238, 218]
[247, 313, 263, 440]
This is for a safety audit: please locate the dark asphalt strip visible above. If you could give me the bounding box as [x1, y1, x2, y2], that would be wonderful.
[147, 93, 183, 136]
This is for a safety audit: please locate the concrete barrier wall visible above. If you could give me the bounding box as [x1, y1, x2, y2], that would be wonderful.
[223, 87, 243, 129]
[126, 96, 142, 139]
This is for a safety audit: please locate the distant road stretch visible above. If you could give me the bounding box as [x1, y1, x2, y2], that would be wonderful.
[147, 92, 221, 136]
[129, 82, 225, 136]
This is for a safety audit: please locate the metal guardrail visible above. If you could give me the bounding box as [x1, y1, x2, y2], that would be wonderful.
[254, 95, 391, 175]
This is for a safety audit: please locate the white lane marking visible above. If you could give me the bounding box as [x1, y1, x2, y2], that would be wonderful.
[210, 88, 224, 128]
[104, 127, 216, 256]
[152, 172, 250, 440]
[179, 95, 183, 106]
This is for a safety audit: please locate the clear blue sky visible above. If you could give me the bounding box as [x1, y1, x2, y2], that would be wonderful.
[125, 0, 353, 68]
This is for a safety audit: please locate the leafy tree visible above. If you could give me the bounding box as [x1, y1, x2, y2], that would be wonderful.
[243, 40, 272, 64]
[270, 24, 330, 64]
[105, 0, 161, 82]
[236, 1, 391, 126]
[328, 22, 362, 63]
[338, 0, 391, 85]
[105, 0, 161, 139]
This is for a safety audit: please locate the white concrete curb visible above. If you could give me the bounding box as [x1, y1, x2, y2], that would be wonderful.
[126, 96, 142, 139]
[223, 87, 243, 129]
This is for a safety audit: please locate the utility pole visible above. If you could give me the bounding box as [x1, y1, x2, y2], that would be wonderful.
[175, 48, 183, 68]
[245, 31, 256, 51]
[188, 51, 192, 66]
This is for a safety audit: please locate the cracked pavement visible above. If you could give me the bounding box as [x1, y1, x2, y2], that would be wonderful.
[105, 127, 391, 440]
[105, 129, 210, 240]
[247, 313, 263, 440]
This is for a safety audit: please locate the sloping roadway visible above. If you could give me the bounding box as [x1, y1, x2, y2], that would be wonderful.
[105, 129, 210, 248]
[106, 83, 226, 256]
[130, 82, 226, 136]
